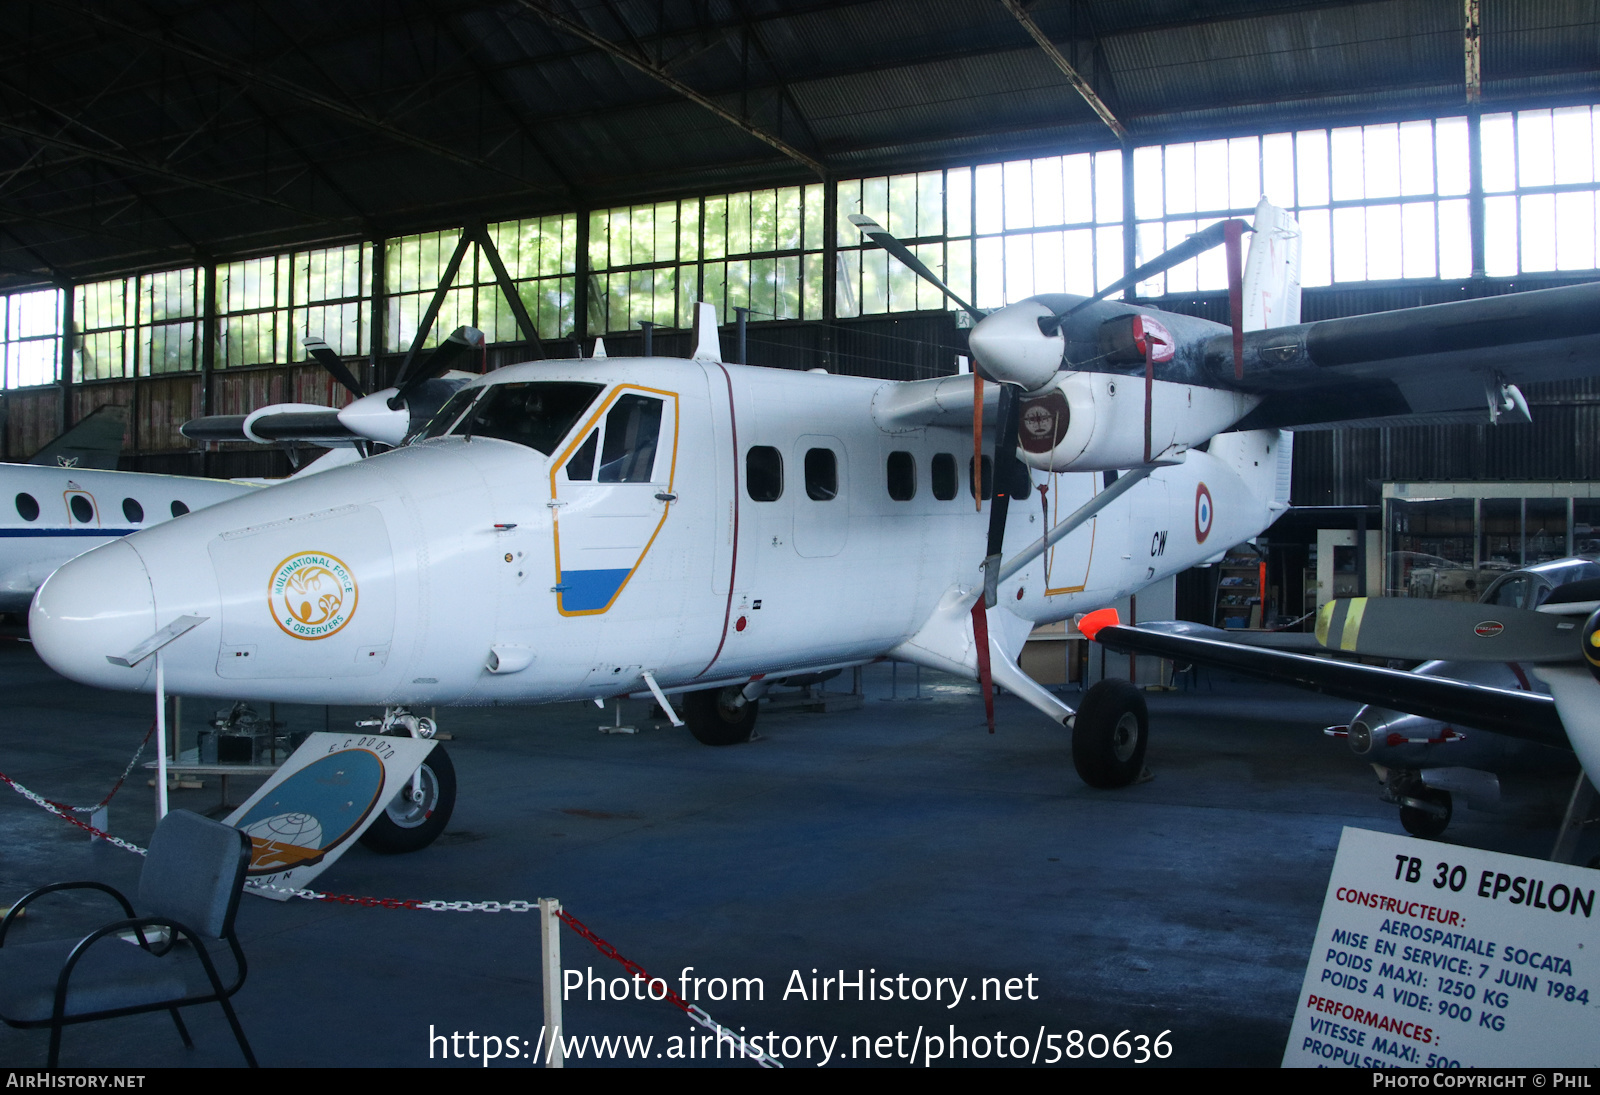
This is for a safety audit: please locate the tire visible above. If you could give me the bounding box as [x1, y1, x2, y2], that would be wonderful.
[359, 743, 456, 854]
[1071, 679, 1148, 789]
[1398, 788, 1452, 838]
[683, 687, 758, 746]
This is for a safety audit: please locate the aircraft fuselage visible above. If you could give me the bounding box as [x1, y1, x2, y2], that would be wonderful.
[30, 358, 1288, 710]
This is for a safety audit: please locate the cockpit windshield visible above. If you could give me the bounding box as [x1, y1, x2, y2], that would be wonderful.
[422, 382, 604, 455]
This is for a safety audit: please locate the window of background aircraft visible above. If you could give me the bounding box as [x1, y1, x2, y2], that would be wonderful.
[15, 493, 38, 521]
[931, 453, 957, 501]
[170, 500, 189, 517]
[886, 451, 916, 501]
[969, 455, 993, 500]
[805, 448, 838, 501]
[69, 495, 94, 523]
[565, 431, 598, 480]
[451, 382, 604, 455]
[597, 394, 663, 483]
[746, 446, 783, 501]
[122, 498, 144, 523]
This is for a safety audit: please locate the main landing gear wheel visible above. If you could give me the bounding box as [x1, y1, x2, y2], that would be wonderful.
[360, 743, 456, 854]
[684, 686, 758, 746]
[1398, 787, 1452, 839]
[1071, 679, 1149, 789]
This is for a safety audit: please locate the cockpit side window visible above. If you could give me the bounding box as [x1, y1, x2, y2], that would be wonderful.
[566, 431, 599, 480]
[1486, 575, 1531, 609]
[451, 382, 604, 455]
[597, 394, 663, 483]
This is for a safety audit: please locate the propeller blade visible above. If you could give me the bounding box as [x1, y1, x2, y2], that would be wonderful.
[302, 336, 366, 399]
[388, 326, 484, 410]
[981, 385, 1025, 608]
[1316, 596, 1582, 664]
[848, 214, 984, 324]
[1046, 218, 1251, 332]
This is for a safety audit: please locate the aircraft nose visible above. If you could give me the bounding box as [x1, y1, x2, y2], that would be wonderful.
[30, 541, 159, 689]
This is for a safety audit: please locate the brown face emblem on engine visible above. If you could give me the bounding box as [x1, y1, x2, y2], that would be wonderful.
[1019, 391, 1069, 453]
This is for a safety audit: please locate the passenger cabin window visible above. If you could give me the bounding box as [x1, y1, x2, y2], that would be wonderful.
[452, 382, 604, 455]
[746, 446, 783, 501]
[122, 498, 144, 523]
[886, 451, 916, 501]
[969, 455, 993, 500]
[931, 454, 957, 501]
[597, 394, 663, 482]
[565, 431, 599, 480]
[69, 495, 95, 523]
[15, 493, 38, 522]
[170, 500, 189, 517]
[805, 448, 838, 501]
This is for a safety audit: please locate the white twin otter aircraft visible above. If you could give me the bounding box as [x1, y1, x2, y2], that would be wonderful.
[28, 201, 1600, 822]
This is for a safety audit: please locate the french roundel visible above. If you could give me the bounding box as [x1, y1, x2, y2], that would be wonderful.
[1195, 483, 1214, 544]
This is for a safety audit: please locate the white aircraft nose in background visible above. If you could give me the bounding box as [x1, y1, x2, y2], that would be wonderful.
[30, 539, 159, 690]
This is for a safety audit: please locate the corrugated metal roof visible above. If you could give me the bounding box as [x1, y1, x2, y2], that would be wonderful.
[4, 0, 1600, 290]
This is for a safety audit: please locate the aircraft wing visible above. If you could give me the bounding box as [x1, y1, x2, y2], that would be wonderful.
[1209, 281, 1600, 429]
[1085, 619, 1570, 749]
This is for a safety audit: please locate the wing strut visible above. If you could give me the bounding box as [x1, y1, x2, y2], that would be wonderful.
[997, 465, 1157, 585]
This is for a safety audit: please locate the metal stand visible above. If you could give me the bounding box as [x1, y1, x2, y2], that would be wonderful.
[1550, 770, 1598, 864]
[539, 898, 564, 1069]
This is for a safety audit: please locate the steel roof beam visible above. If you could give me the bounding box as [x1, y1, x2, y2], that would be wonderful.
[513, 0, 827, 179]
[1000, 0, 1125, 142]
[33, 0, 566, 196]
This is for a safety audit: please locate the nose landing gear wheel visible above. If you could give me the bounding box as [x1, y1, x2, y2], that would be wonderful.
[684, 686, 758, 746]
[360, 744, 456, 854]
[1071, 679, 1149, 789]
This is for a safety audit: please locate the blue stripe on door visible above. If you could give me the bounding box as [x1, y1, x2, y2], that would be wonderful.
[558, 568, 633, 612]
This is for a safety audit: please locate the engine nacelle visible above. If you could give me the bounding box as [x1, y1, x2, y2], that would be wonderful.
[1016, 372, 1261, 472]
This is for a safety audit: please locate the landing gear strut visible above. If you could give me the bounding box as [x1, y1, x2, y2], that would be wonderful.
[683, 686, 759, 746]
[357, 707, 457, 853]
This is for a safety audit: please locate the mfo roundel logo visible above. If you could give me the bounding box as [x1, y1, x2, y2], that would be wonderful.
[1194, 483, 1214, 544]
[269, 551, 358, 640]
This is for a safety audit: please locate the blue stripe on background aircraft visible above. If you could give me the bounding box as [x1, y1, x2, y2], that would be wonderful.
[23, 201, 1600, 852]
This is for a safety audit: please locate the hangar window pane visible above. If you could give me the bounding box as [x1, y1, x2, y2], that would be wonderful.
[931, 453, 957, 500]
[746, 446, 783, 501]
[2, 289, 62, 388]
[589, 186, 822, 334]
[838, 153, 1123, 315]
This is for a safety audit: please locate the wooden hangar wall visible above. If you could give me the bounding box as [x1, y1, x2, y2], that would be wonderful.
[4, 108, 1600, 494]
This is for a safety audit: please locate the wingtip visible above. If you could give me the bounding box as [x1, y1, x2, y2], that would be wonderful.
[1076, 608, 1120, 641]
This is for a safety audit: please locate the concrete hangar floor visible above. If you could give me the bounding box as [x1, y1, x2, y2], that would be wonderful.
[0, 642, 1587, 1069]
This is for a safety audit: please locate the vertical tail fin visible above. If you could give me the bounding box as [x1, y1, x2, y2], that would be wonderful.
[1242, 200, 1302, 332]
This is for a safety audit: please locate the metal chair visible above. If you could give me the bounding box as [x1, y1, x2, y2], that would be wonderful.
[0, 809, 258, 1066]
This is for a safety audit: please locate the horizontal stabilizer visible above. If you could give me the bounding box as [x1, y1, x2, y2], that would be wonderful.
[1316, 596, 1581, 663]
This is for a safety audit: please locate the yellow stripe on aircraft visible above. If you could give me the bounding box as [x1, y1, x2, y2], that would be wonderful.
[1339, 597, 1367, 652]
